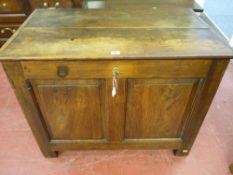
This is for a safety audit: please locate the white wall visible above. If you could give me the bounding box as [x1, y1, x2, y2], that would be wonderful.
[195, 0, 205, 7]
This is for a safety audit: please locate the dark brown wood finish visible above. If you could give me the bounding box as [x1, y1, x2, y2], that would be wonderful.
[0, 0, 83, 47]
[0, 24, 19, 38]
[0, 0, 24, 13]
[2, 61, 57, 157]
[174, 59, 230, 156]
[230, 163, 233, 174]
[0, 37, 7, 47]
[32, 79, 107, 141]
[125, 78, 201, 139]
[21, 60, 212, 78]
[0, 0, 27, 46]
[28, 0, 75, 10]
[107, 78, 126, 142]
[0, 7, 232, 157]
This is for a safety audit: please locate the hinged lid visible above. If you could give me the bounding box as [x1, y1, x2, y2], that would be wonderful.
[0, 8, 232, 60]
[85, 0, 195, 6]
[82, 0, 203, 12]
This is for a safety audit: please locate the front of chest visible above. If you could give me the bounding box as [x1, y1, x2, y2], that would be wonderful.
[1, 8, 232, 157]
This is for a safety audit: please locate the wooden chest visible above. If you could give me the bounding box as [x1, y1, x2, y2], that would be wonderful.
[0, 6, 232, 157]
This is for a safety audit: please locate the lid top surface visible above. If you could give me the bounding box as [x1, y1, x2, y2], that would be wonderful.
[0, 8, 232, 60]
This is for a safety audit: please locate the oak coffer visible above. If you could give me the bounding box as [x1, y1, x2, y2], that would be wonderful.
[0, 6, 232, 157]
